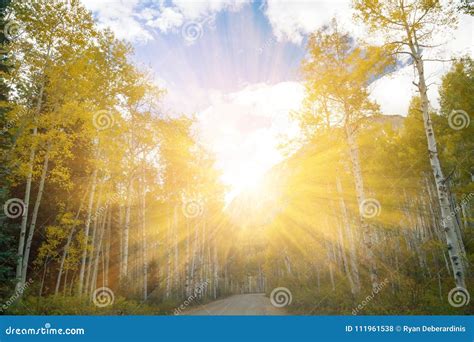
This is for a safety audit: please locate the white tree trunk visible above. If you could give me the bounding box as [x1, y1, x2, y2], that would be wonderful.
[20, 143, 51, 286]
[213, 239, 218, 299]
[326, 242, 336, 291]
[165, 214, 172, 299]
[336, 177, 360, 294]
[55, 188, 88, 294]
[141, 172, 148, 301]
[78, 165, 98, 294]
[173, 205, 179, 294]
[121, 178, 132, 280]
[413, 53, 466, 288]
[118, 203, 124, 282]
[190, 222, 199, 296]
[15, 131, 36, 291]
[85, 187, 101, 294]
[105, 208, 111, 287]
[185, 221, 190, 297]
[15, 46, 50, 290]
[345, 123, 378, 290]
[91, 209, 107, 294]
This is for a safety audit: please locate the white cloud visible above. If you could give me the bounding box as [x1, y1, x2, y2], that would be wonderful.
[82, 0, 250, 42]
[172, 0, 249, 19]
[263, 0, 354, 44]
[145, 7, 184, 32]
[81, 0, 153, 43]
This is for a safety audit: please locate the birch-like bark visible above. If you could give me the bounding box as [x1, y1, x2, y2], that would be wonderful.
[140, 172, 148, 301]
[205, 240, 211, 298]
[62, 270, 68, 296]
[345, 123, 378, 290]
[121, 178, 132, 280]
[118, 203, 124, 282]
[21, 143, 51, 286]
[326, 240, 336, 291]
[78, 163, 98, 294]
[55, 187, 88, 294]
[190, 222, 199, 295]
[185, 221, 190, 297]
[407, 32, 467, 288]
[38, 256, 49, 297]
[336, 176, 360, 293]
[85, 185, 102, 294]
[15, 43, 51, 290]
[15, 128, 36, 291]
[173, 205, 179, 293]
[165, 214, 172, 299]
[213, 239, 218, 299]
[105, 206, 111, 287]
[91, 209, 107, 294]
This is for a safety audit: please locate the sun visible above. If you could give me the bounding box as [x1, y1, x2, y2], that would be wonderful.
[222, 160, 269, 204]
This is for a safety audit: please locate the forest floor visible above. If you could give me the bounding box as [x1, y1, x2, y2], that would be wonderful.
[185, 293, 287, 315]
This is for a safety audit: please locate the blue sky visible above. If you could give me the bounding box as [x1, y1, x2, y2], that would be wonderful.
[130, 1, 306, 114]
[81, 0, 472, 199]
[134, 2, 304, 81]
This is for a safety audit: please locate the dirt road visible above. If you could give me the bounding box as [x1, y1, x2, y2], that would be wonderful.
[185, 293, 287, 315]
